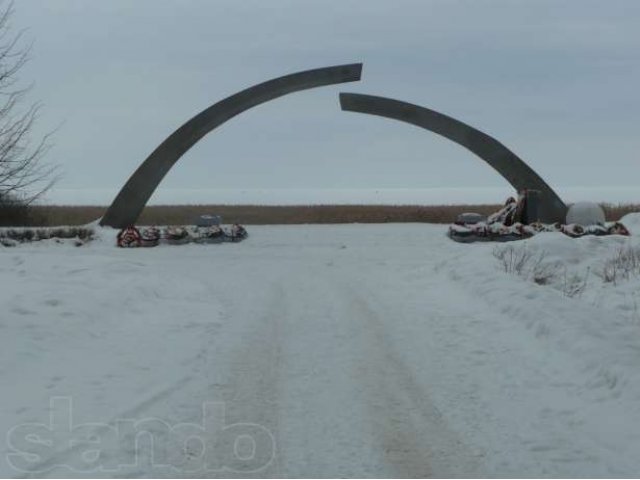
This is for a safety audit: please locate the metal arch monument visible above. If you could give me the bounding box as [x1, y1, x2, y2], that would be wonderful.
[100, 63, 569, 227]
[339, 93, 567, 224]
[100, 63, 363, 228]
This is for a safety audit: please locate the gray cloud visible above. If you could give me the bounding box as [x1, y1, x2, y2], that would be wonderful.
[12, 0, 640, 203]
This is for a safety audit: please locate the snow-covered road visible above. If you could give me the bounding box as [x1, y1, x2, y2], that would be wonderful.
[2, 223, 640, 477]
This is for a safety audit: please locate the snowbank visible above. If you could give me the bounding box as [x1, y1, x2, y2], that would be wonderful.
[621, 212, 640, 235]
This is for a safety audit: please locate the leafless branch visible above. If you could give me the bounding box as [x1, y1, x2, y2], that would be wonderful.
[0, 0, 57, 216]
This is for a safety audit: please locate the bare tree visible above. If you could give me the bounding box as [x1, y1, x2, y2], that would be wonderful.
[0, 1, 57, 221]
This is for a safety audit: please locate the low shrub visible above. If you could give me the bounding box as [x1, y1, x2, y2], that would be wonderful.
[600, 245, 640, 284]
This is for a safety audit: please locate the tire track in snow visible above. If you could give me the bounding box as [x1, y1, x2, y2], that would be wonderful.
[204, 282, 285, 478]
[262, 268, 393, 477]
[342, 284, 484, 478]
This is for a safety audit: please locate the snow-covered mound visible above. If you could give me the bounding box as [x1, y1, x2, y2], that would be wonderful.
[620, 212, 640, 235]
[492, 230, 640, 310]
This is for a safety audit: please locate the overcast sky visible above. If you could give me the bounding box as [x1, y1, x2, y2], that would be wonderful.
[12, 0, 640, 204]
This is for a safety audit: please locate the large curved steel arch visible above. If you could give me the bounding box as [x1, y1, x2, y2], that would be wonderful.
[340, 93, 567, 223]
[100, 63, 363, 228]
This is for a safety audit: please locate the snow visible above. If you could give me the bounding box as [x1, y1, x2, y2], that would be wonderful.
[621, 212, 640, 235]
[1, 222, 640, 477]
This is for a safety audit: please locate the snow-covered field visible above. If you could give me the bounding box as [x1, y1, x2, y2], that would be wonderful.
[2, 216, 640, 478]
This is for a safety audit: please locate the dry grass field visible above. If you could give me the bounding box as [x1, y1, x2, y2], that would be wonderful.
[15, 203, 640, 227]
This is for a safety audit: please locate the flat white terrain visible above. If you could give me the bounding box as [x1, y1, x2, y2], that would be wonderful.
[2, 219, 640, 478]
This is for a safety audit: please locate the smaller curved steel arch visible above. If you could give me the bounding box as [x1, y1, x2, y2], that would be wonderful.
[340, 93, 567, 223]
[101, 63, 363, 228]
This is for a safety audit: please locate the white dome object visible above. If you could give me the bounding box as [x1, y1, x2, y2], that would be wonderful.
[565, 202, 606, 226]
